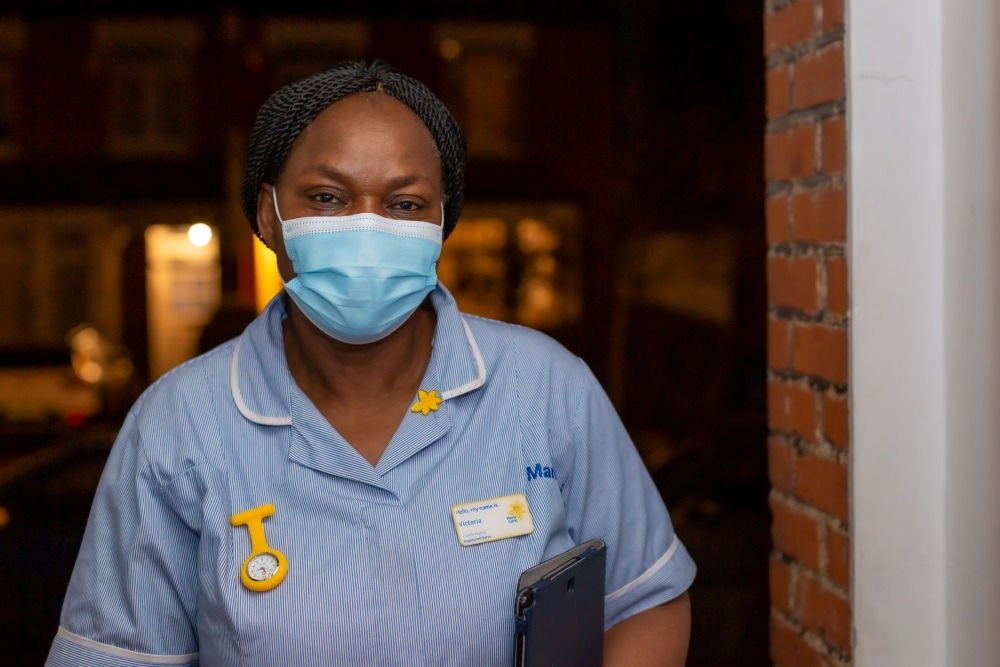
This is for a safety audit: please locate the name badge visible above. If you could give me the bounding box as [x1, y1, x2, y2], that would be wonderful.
[451, 493, 535, 546]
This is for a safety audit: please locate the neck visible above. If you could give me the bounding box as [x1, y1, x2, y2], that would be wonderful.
[282, 297, 436, 406]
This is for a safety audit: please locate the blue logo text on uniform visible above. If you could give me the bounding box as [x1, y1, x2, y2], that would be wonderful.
[526, 463, 556, 481]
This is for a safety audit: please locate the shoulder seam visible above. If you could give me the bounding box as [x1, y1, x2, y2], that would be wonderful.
[148, 338, 236, 387]
[200, 355, 227, 476]
[461, 311, 535, 333]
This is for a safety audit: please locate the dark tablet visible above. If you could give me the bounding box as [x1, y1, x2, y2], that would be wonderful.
[514, 539, 607, 667]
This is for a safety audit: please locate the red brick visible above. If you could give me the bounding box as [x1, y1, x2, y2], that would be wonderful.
[821, 115, 846, 173]
[768, 381, 818, 441]
[771, 496, 822, 570]
[796, 453, 848, 521]
[827, 528, 850, 588]
[768, 255, 819, 312]
[798, 575, 852, 652]
[770, 557, 795, 616]
[769, 317, 792, 370]
[791, 187, 847, 243]
[771, 617, 825, 667]
[766, 194, 791, 243]
[826, 257, 848, 315]
[823, 0, 845, 33]
[794, 43, 845, 109]
[767, 64, 792, 119]
[792, 323, 848, 384]
[766, 124, 818, 182]
[765, 0, 816, 56]
[768, 437, 797, 495]
[823, 394, 849, 449]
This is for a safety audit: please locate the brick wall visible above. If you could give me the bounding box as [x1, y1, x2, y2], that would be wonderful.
[764, 0, 850, 665]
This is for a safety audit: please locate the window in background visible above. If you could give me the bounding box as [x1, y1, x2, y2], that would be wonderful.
[0, 231, 34, 344]
[51, 229, 92, 339]
[438, 202, 581, 330]
[432, 22, 535, 160]
[93, 19, 202, 157]
[0, 211, 115, 348]
[262, 20, 369, 89]
[0, 20, 27, 159]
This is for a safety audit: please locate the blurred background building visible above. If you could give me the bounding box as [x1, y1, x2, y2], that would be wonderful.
[0, 1, 772, 665]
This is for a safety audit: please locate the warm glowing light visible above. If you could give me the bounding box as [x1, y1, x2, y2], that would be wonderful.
[254, 235, 283, 312]
[112, 358, 135, 380]
[439, 38, 462, 60]
[78, 360, 103, 383]
[71, 326, 100, 351]
[145, 224, 222, 379]
[188, 222, 213, 247]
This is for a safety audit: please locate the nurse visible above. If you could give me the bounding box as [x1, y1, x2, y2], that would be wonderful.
[47, 61, 695, 666]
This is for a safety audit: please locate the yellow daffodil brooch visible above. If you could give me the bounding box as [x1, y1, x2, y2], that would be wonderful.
[410, 389, 442, 416]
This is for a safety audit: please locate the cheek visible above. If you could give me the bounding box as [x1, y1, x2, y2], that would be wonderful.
[256, 233, 294, 283]
[276, 245, 295, 282]
[267, 230, 296, 282]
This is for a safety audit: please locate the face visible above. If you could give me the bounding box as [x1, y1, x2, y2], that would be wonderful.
[256, 92, 444, 282]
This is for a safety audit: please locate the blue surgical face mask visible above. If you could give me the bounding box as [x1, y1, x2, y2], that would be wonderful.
[272, 189, 443, 345]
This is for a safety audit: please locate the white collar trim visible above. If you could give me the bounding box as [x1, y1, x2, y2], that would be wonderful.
[229, 299, 486, 425]
[439, 316, 487, 401]
[231, 338, 292, 426]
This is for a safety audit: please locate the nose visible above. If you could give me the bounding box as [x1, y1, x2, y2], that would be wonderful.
[349, 197, 383, 217]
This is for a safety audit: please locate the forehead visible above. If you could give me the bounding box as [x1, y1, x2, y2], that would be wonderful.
[284, 93, 440, 172]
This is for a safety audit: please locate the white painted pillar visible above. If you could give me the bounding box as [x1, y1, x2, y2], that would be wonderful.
[941, 1, 1000, 664]
[849, 0, 1000, 664]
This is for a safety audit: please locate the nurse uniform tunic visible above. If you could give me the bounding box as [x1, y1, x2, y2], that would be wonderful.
[46, 285, 696, 667]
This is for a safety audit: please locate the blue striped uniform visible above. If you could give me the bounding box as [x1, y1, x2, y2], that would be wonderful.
[47, 284, 696, 666]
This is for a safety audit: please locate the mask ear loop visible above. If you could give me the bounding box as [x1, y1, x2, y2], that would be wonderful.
[271, 186, 284, 224]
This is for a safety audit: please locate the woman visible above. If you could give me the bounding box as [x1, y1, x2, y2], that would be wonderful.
[47, 61, 695, 666]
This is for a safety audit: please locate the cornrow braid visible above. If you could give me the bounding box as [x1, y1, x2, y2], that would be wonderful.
[241, 60, 467, 240]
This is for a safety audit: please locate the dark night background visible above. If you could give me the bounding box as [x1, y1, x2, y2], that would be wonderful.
[0, 1, 768, 664]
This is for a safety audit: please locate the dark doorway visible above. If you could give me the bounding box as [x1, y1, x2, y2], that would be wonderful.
[613, 3, 769, 665]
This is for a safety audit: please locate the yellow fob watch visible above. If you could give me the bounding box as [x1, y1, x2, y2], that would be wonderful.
[230, 503, 288, 592]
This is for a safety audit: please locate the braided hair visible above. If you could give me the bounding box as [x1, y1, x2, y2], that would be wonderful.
[241, 60, 467, 240]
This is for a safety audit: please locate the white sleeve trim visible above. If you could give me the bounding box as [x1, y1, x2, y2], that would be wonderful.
[56, 627, 199, 665]
[604, 534, 680, 604]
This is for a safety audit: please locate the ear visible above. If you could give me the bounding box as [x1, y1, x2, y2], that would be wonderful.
[256, 184, 279, 250]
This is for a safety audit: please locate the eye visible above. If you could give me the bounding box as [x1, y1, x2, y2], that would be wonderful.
[311, 193, 339, 204]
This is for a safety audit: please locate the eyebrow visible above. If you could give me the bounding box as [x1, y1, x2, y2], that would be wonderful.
[305, 165, 435, 189]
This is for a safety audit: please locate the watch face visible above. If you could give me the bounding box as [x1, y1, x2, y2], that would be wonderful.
[247, 553, 280, 582]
